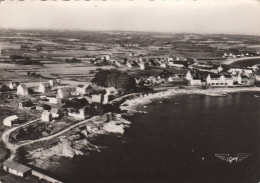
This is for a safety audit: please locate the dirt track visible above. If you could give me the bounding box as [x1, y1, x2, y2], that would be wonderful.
[1, 116, 99, 161]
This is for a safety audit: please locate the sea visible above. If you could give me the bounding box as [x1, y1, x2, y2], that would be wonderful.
[46, 92, 260, 183]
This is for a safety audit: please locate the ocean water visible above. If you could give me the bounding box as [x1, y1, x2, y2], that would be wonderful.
[47, 92, 260, 183]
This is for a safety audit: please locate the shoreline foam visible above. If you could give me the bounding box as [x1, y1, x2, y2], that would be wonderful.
[120, 86, 260, 111]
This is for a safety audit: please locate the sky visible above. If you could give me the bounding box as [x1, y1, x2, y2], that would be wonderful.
[0, 0, 260, 35]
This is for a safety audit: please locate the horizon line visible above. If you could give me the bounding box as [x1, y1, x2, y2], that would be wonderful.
[1, 27, 260, 37]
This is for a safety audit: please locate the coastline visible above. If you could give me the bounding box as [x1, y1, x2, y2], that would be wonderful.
[120, 86, 260, 111]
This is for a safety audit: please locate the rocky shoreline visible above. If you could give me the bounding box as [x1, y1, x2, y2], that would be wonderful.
[24, 113, 131, 169]
[19, 86, 260, 171]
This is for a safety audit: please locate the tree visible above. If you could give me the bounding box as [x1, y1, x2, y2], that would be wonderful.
[91, 69, 136, 90]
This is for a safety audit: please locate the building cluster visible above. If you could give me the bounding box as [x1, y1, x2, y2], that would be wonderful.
[135, 73, 181, 87]
[185, 65, 256, 86]
[222, 51, 260, 59]
[3, 79, 118, 125]
[92, 54, 194, 70]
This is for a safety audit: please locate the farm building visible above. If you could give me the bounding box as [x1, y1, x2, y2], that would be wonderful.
[2, 160, 31, 177]
[3, 115, 19, 127]
[17, 84, 29, 96]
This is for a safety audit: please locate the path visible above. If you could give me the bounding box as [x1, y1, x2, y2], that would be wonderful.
[1, 116, 99, 161]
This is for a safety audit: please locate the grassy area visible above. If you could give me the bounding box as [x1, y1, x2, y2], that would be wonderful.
[10, 117, 79, 143]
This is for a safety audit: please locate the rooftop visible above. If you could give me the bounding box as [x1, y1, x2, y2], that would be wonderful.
[3, 160, 31, 173]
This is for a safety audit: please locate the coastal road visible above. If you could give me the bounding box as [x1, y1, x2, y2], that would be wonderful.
[1, 118, 41, 160]
[1, 116, 100, 160]
[15, 116, 100, 148]
[221, 56, 260, 65]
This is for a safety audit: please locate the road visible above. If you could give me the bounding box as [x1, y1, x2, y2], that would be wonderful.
[221, 56, 260, 65]
[1, 116, 100, 161]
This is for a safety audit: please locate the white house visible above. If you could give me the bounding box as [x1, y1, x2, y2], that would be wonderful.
[76, 84, 92, 96]
[3, 115, 19, 127]
[103, 87, 118, 104]
[206, 74, 234, 86]
[57, 88, 74, 99]
[228, 68, 253, 75]
[39, 83, 51, 93]
[126, 62, 132, 68]
[139, 62, 145, 70]
[185, 71, 193, 81]
[48, 80, 57, 87]
[238, 74, 248, 85]
[50, 108, 61, 119]
[41, 111, 52, 122]
[17, 84, 29, 96]
[189, 77, 202, 86]
[2, 160, 31, 177]
[92, 94, 103, 103]
[217, 65, 223, 73]
[48, 97, 62, 104]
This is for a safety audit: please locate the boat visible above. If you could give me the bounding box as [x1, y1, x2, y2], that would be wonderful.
[254, 95, 259, 98]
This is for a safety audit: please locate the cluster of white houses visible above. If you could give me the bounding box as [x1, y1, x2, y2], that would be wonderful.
[4, 79, 119, 124]
[185, 69, 255, 86]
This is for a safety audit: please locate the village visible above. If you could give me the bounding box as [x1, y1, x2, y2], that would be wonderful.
[1, 48, 260, 182]
[1, 30, 260, 183]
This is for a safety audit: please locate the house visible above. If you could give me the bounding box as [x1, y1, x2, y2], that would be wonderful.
[238, 74, 249, 85]
[76, 84, 93, 96]
[189, 77, 202, 86]
[91, 94, 103, 104]
[68, 107, 87, 119]
[103, 87, 118, 104]
[139, 63, 145, 70]
[48, 80, 57, 86]
[38, 83, 51, 93]
[48, 97, 62, 104]
[206, 74, 234, 86]
[9, 82, 20, 89]
[228, 68, 253, 75]
[50, 108, 62, 119]
[57, 87, 74, 99]
[3, 115, 19, 127]
[2, 160, 31, 177]
[185, 71, 193, 81]
[41, 111, 52, 122]
[17, 84, 29, 96]
[126, 62, 132, 68]
[217, 65, 223, 73]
